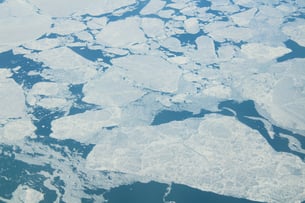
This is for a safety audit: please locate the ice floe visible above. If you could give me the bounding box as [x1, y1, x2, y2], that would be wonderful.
[83, 69, 145, 107]
[28, 0, 136, 17]
[86, 115, 305, 203]
[26, 82, 72, 110]
[51, 108, 120, 142]
[231, 8, 257, 26]
[112, 55, 182, 93]
[0, 0, 51, 50]
[27, 47, 97, 84]
[140, 0, 166, 15]
[238, 58, 305, 132]
[50, 18, 86, 36]
[6, 185, 43, 203]
[140, 18, 166, 38]
[184, 18, 200, 34]
[240, 43, 291, 62]
[282, 19, 305, 47]
[204, 22, 253, 42]
[96, 17, 146, 48]
[0, 71, 28, 122]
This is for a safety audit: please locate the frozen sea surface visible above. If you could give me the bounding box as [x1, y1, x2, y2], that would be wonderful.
[1, 0, 305, 202]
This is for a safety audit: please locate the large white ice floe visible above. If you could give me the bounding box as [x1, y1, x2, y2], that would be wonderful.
[0, 0, 51, 51]
[112, 54, 182, 93]
[28, 0, 136, 17]
[96, 17, 146, 48]
[51, 108, 121, 142]
[204, 21, 253, 42]
[238, 58, 305, 133]
[26, 82, 72, 110]
[240, 43, 291, 62]
[0, 70, 35, 142]
[27, 47, 97, 84]
[281, 19, 305, 47]
[83, 69, 145, 107]
[0, 70, 27, 122]
[86, 115, 305, 203]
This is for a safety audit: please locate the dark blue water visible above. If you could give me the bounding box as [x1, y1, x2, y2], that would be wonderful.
[0, 50, 48, 89]
[173, 30, 205, 47]
[166, 183, 265, 203]
[151, 109, 211, 125]
[0, 144, 57, 202]
[104, 181, 265, 203]
[0, 48, 95, 202]
[277, 39, 305, 62]
[196, 0, 211, 8]
[69, 46, 113, 65]
[68, 84, 100, 116]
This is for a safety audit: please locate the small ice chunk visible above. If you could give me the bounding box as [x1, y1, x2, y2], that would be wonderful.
[233, 0, 254, 7]
[159, 37, 183, 52]
[140, 0, 166, 15]
[95, 17, 146, 47]
[167, 56, 189, 64]
[9, 185, 44, 203]
[191, 36, 217, 64]
[141, 17, 165, 38]
[231, 8, 257, 26]
[217, 44, 238, 61]
[184, 18, 200, 34]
